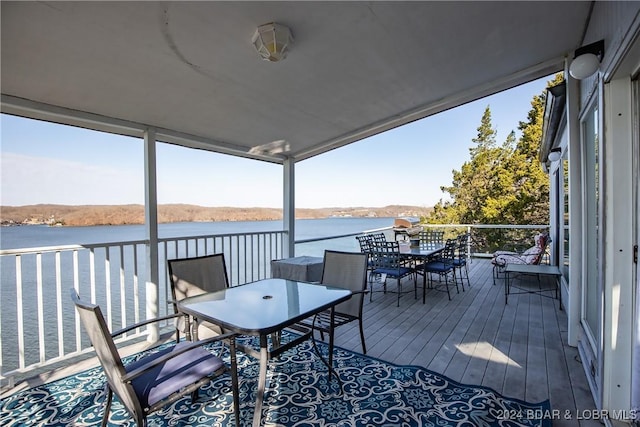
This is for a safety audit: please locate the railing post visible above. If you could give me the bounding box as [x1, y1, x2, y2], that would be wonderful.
[144, 127, 159, 342]
[283, 157, 295, 257]
[467, 225, 472, 262]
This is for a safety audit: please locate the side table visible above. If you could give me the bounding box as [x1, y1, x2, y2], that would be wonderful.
[504, 263, 563, 309]
[271, 256, 324, 282]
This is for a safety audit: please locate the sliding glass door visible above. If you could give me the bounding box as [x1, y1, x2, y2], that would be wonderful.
[582, 102, 601, 348]
[578, 88, 604, 408]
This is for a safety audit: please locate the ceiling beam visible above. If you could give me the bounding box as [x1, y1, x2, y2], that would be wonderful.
[1, 94, 284, 164]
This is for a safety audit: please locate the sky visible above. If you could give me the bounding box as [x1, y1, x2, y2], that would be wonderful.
[0, 75, 553, 209]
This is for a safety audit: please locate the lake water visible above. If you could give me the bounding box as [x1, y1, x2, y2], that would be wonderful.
[0, 217, 393, 375]
[0, 217, 393, 250]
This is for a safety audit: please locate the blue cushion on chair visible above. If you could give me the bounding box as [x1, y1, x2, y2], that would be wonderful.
[452, 258, 466, 267]
[419, 261, 451, 273]
[373, 266, 413, 277]
[127, 342, 224, 408]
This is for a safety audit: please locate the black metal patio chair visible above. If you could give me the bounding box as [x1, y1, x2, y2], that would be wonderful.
[418, 230, 445, 247]
[369, 241, 416, 307]
[453, 232, 471, 290]
[415, 238, 458, 300]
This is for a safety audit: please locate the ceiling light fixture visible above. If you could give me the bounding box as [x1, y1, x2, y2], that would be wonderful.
[248, 139, 290, 156]
[251, 23, 293, 62]
[548, 147, 562, 162]
[569, 40, 604, 80]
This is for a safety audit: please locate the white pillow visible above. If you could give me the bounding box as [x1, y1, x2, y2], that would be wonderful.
[493, 250, 518, 256]
[494, 254, 526, 265]
[523, 246, 542, 256]
[524, 253, 540, 263]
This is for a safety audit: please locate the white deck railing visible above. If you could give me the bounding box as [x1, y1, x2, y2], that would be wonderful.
[0, 230, 286, 387]
[0, 224, 548, 387]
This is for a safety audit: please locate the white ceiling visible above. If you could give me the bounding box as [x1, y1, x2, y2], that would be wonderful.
[1, 1, 591, 163]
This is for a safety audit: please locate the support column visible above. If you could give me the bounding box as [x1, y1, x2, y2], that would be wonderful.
[602, 76, 633, 414]
[566, 66, 582, 347]
[283, 157, 295, 258]
[144, 128, 159, 342]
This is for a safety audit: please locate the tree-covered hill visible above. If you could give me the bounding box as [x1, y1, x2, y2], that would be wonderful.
[0, 204, 432, 226]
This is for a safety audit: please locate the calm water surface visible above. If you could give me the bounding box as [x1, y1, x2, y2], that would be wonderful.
[0, 217, 392, 249]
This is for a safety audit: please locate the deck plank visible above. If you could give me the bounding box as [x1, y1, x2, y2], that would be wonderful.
[459, 275, 505, 386]
[331, 258, 597, 418]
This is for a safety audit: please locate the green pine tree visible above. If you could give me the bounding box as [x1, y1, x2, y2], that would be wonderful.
[426, 73, 563, 240]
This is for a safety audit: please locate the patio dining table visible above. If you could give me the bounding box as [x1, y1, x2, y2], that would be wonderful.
[177, 278, 352, 427]
[367, 241, 446, 303]
[399, 243, 446, 302]
[398, 242, 445, 259]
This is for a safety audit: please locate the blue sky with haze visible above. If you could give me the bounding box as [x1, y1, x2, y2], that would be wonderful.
[1, 75, 553, 209]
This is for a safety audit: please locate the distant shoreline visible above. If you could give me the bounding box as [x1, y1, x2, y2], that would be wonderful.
[1, 204, 432, 227]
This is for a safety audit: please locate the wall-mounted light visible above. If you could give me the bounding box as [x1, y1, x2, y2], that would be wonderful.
[548, 147, 562, 162]
[569, 40, 604, 80]
[251, 23, 293, 62]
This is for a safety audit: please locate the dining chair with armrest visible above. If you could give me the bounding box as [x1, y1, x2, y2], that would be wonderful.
[167, 253, 229, 341]
[418, 230, 445, 246]
[298, 250, 369, 354]
[70, 289, 240, 427]
[415, 239, 458, 301]
[453, 232, 471, 290]
[356, 234, 376, 282]
[355, 234, 373, 254]
[372, 232, 387, 244]
[370, 241, 416, 307]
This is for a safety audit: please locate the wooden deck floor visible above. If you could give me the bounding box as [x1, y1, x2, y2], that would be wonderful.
[3, 258, 600, 426]
[328, 258, 599, 426]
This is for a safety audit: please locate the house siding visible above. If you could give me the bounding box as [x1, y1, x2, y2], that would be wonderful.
[579, 1, 640, 108]
[571, 2, 640, 424]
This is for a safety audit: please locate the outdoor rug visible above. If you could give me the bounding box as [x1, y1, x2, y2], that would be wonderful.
[1, 334, 552, 426]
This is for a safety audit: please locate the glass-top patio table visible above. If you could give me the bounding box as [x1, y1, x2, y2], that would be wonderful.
[398, 242, 445, 258]
[177, 278, 352, 427]
[399, 242, 447, 302]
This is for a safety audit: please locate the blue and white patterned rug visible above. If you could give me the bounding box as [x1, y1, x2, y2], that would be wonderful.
[1, 334, 552, 426]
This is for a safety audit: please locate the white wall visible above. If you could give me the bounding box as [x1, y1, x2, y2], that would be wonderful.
[574, 2, 640, 423]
